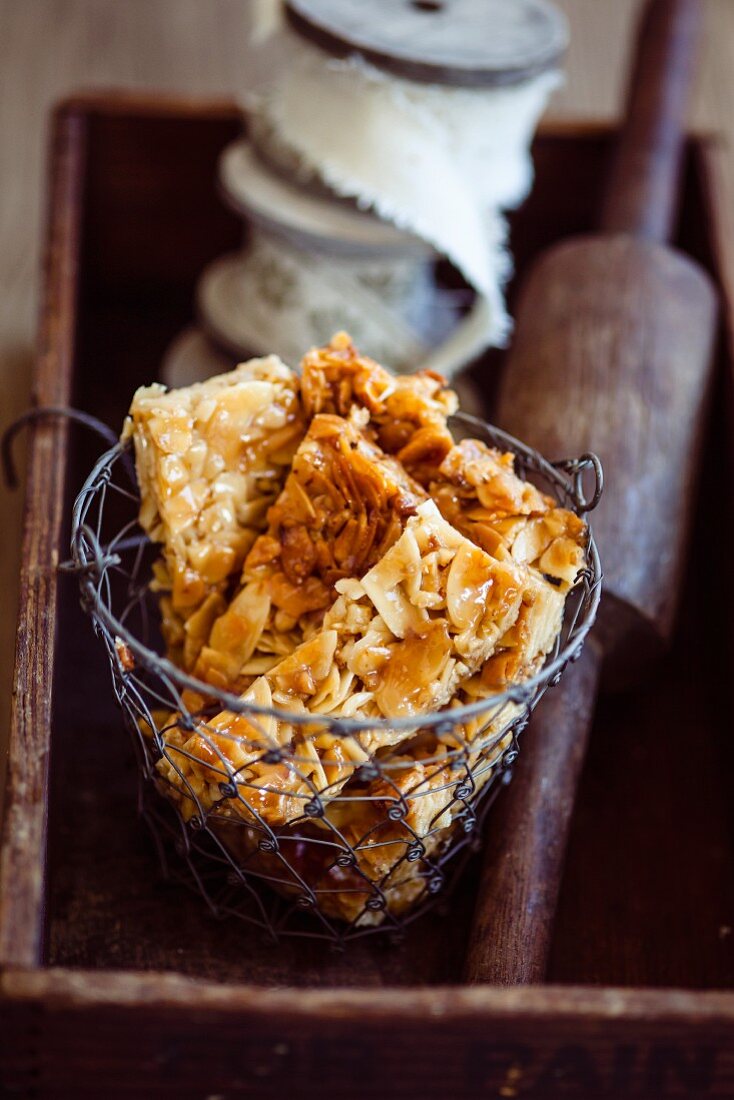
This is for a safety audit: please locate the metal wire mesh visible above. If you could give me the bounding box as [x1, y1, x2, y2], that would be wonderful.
[69, 412, 602, 945]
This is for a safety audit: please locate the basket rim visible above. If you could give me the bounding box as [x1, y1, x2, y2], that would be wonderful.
[70, 412, 603, 735]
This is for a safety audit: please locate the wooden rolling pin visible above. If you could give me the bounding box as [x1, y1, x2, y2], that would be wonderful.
[464, 0, 717, 984]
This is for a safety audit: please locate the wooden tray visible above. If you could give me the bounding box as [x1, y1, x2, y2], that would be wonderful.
[2, 93, 734, 1097]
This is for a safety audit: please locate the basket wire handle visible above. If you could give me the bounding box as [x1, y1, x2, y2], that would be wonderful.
[552, 453, 604, 514]
[1, 405, 120, 489]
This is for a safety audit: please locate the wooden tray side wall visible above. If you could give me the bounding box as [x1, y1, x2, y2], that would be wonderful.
[3, 970, 734, 1099]
[0, 108, 83, 968]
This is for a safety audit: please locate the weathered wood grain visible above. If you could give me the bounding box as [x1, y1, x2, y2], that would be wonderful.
[600, 0, 704, 240]
[463, 645, 602, 984]
[0, 108, 83, 968]
[503, 233, 716, 671]
[3, 968, 734, 1099]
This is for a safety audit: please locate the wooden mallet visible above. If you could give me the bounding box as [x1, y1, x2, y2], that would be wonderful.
[464, 0, 717, 984]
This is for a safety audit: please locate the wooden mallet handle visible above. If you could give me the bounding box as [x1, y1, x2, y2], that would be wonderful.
[600, 0, 704, 241]
[464, 646, 601, 984]
[464, 0, 715, 985]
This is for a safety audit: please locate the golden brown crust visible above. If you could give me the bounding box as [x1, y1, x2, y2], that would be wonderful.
[124, 355, 305, 631]
[323, 501, 524, 720]
[247, 410, 426, 593]
[157, 500, 527, 831]
[431, 438, 587, 591]
[191, 411, 427, 690]
[300, 331, 458, 482]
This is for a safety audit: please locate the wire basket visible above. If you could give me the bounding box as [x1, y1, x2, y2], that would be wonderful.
[70, 412, 602, 946]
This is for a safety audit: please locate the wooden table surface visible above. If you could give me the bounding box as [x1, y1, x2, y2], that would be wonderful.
[0, 0, 732, 783]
